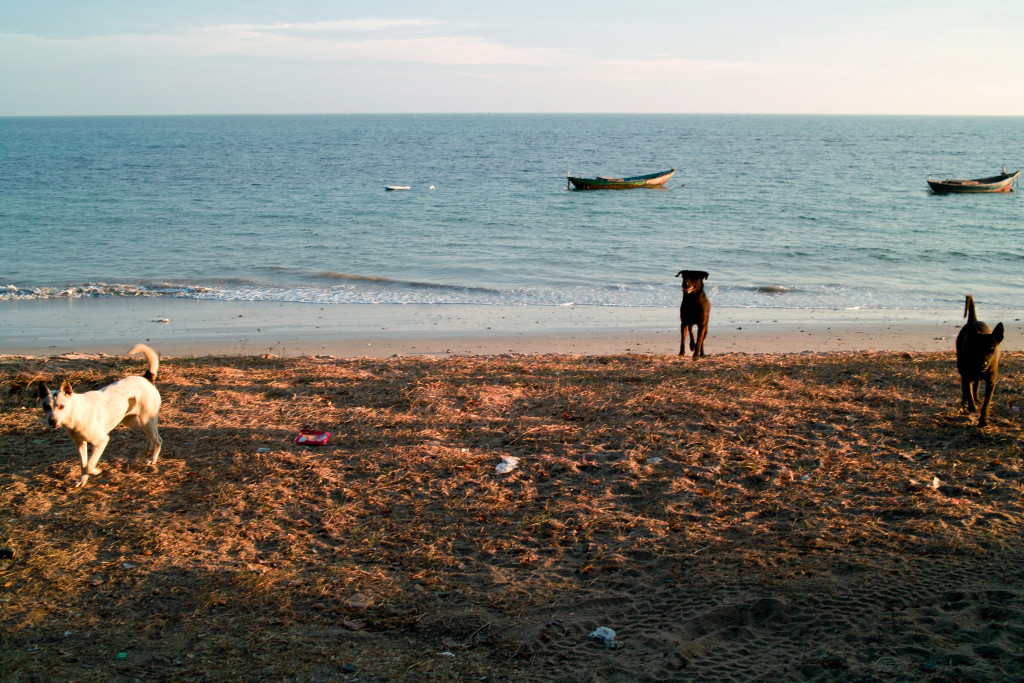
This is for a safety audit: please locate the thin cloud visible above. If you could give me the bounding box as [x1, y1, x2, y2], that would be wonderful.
[1, 17, 778, 78]
[211, 19, 445, 33]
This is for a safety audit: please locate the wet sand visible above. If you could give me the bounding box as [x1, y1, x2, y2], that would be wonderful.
[2, 298, 1019, 357]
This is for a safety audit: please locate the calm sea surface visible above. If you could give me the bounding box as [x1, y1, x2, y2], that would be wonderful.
[1, 114, 1021, 311]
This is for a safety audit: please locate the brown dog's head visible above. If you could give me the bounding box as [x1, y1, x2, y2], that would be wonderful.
[676, 270, 709, 295]
[960, 322, 1004, 375]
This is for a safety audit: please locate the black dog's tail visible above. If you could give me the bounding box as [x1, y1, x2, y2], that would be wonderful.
[963, 294, 977, 324]
[128, 343, 160, 383]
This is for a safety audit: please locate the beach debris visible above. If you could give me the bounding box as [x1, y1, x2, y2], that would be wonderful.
[346, 593, 374, 609]
[589, 626, 622, 648]
[0, 547, 14, 560]
[495, 455, 520, 474]
[294, 429, 331, 446]
[931, 476, 942, 490]
[151, 318, 170, 324]
[435, 652, 456, 657]
[647, 457, 663, 464]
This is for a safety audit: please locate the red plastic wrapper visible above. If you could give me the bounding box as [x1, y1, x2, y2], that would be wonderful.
[294, 429, 331, 446]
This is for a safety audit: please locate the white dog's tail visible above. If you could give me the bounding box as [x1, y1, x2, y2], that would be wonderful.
[128, 343, 160, 383]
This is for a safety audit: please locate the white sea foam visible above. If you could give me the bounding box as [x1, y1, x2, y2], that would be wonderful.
[0, 278, 963, 311]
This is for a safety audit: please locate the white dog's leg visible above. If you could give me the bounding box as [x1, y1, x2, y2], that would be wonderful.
[76, 441, 91, 487]
[148, 429, 162, 469]
[143, 420, 162, 469]
[78, 437, 109, 487]
[121, 414, 162, 470]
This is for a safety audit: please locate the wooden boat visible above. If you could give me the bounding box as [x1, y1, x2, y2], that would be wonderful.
[927, 167, 1019, 194]
[567, 168, 674, 190]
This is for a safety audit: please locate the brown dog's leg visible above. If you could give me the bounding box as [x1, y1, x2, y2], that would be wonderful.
[694, 323, 707, 358]
[961, 377, 976, 413]
[978, 377, 997, 427]
[679, 324, 688, 356]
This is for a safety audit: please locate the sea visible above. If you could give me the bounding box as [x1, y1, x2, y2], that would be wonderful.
[1, 114, 1021, 312]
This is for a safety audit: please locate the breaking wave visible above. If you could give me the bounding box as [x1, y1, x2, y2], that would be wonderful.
[0, 279, 959, 310]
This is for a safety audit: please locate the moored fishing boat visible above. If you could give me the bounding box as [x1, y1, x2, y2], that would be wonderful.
[927, 167, 1019, 194]
[567, 168, 675, 190]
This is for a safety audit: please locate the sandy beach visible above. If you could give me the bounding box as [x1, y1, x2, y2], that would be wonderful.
[3, 301, 1024, 681]
[2, 298, 1020, 358]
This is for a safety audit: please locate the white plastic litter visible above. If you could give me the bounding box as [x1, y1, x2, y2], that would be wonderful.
[589, 627, 621, 648]
[495, 456, 520, 474]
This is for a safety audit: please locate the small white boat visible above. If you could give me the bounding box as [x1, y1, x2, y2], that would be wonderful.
[385, 185, 411, 191]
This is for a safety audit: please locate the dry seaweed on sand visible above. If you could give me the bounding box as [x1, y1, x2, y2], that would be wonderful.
[1, 350, 1023, 681]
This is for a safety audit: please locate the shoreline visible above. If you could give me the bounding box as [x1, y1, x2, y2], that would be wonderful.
[1, 297, 1019, 357]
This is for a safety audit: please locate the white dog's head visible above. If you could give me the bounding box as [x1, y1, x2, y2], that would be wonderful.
[37, 381, 75, 429]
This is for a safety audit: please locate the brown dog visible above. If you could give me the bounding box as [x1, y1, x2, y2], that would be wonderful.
[956, 295, 1003, 427]
[676, 270, 710, 357]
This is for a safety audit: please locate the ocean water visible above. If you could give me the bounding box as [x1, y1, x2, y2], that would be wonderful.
[1, 114, 1021, 311]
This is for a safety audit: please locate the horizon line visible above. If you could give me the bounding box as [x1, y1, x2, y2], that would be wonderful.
[4, 112, 1024, 119]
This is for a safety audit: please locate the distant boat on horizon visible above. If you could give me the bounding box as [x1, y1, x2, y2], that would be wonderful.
[385, 185, 411, 191]
[567, 168, 675, 190]
[927, 167, 1019, 194]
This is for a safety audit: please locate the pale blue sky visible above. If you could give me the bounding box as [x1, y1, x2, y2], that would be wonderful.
[2, 1, 1023, 115]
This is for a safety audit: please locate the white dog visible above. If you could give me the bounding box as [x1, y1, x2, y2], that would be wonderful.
[37, 343, 163, 487]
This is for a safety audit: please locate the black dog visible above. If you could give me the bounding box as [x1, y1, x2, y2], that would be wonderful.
[956, 294, 1004, 427]
[676, 270, 710, 357]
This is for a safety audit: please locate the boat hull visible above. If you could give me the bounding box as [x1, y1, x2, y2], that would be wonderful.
[927, 170, 1019, 194]
[568, 168, 674, 190]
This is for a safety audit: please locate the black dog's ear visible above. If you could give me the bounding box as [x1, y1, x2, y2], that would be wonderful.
[993, 322, 1004, 344]
[36, 381, 50, 401]
[676, 270, 709, 280]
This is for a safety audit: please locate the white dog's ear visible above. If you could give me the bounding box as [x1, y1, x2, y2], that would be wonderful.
[60, 381, 73, 396]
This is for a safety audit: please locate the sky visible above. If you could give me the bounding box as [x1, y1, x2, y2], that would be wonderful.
[2, 1, 1024, 116]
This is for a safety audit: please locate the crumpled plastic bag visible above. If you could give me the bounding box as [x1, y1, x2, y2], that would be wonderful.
[495, 456, 520, 474]
[589, 626, 621, 648]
